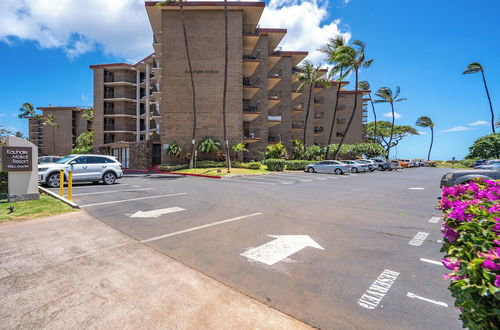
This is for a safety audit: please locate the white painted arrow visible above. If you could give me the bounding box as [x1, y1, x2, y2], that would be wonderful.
[241, 235, 324, 265]
[129, 207, 185, 218]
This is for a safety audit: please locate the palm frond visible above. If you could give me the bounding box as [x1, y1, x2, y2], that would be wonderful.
[358, 81, 370, 90]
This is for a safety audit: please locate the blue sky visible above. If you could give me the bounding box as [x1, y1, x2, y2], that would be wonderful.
[1, 0, 499, 160]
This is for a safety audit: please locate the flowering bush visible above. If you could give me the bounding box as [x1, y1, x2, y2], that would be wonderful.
[439, 179, 499, 329]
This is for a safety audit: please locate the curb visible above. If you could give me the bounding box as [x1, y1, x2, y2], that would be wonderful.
[39, 186, 80, 209]
[124, 169, 222, 179]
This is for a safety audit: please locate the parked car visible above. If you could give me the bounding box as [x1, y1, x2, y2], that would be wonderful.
[370, 159, 390, 171]
[476, 159, 500, 170]
[305, 160, 351, 174]
[38, 154, 123, 188]
[413, 159, 427, 167]
[440, 169, 500, 187]
[356, 159, 378, 171]
[38, 156, 62, 164]
[340, 160, 369, 173]
[389, 160, 403, 170]
[473, 159, 488, 168]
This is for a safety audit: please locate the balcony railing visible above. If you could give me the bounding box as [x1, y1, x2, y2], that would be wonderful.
[336, 118, 346, 124]
[293, 104, 304, 111]
[314, 127, 324, 134]
[269, 91, 283, 99]
[273, 47, 282, 56]
[268, 115, 282, 121]
[243, 50, 261, 60]
[104, 124, 115, 131]
[268, 71, 282, 78]
[243, 105, 259, 113]
[314, 97, 325, 103]
[337, 105, 346, 111]
[314, 113, 324, 119]
[243, 77, 260, 87]
[292, 123, 304, 129]
[268, 135, 280, 143]
[336, 132, 344, 137]
[244, 132, 259, 139]
[243, 24, 260, 35]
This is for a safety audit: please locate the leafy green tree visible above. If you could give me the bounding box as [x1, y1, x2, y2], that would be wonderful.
[329, 40, 373, 159]
[0, 125, 11, 146]
[415, 116, 435, 161]
[463, 62, 495, 133]
[304, 145, 324, 161]
[319, 35, 347, 159]
[165, 141, 183, 158]
[43, 114, 60, 155]
[82, 107, 94, 121]
[14, 131, 24, 138]
[231, 142, 248, 162]
[198, 137, 221, 156]
[291, 139, 305, 160]
[72, 131, 94, 154]
[466, 133, 500, 159]
[364, 121, 419, 156]
[18, 102, 37, 119]
[296, 60, 330, 145]
[373, 87, 407, 156]
[265, 143, 287, 159]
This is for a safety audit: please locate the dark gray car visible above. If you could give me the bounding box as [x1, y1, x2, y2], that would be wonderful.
[440, 169, 500, 187]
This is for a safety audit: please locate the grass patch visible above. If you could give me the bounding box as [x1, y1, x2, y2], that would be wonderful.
[435, 161, 472, 169]
[0, 194, 75, 222]
[174, 167, 271, 176]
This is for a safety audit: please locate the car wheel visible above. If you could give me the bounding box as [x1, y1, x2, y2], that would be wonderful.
[307, 167, 315, 173]
[378, 165, 383, 171]
[102, 171, 117, 185]
[46, 172, 61, 188]
[334, 168, 342, 175]
[352, 167, 359, 173]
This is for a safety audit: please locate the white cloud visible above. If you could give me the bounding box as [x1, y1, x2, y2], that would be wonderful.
[0, 113, 6, 118]
[468, 120, 489, 126]
[441, 126, 474, 133]
[259, 0, 350, 64]
[417, 130, 428, 135]
[382, 112, 402, 119]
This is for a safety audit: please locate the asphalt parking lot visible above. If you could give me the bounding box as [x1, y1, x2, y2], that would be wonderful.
[50, 168, 462, 329]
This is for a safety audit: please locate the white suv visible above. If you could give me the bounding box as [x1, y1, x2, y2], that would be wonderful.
[38, 154, 123, 188]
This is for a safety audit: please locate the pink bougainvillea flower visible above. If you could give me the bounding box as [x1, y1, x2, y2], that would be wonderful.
[442, 273, 466, 281]
[442, 224, 459, 243]
[492, 224, 500, 234]
[442, 258, 460, 270]
[494, 240, 500, 246]
[481, 260, 500, 271]
[495, 276, 500, 287]
[478, 247, 499, 260]
[440, 197, 454, 210]
[489, 203, 500, 213]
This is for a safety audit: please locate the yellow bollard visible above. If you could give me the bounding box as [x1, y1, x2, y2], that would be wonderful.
[59, 169, 64, 196]
[68, 170, 73, 201]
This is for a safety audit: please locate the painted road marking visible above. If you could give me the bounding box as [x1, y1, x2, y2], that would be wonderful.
[141, 213, 263, 243]
[428, 216, 440, 223]
[129, 207, 185, 218]
[408, 187, 425, 190]
[80, 193, 187, 207]
[409, 232, 429, 246]
[420, 258, 442, 266]
[58, 184, 130, 189]
[274, 174, 313, 182]
[241, 235, 324, 266]
[227, 178, 275, 185]
[73, 188, 153, 196]
[358, 269, 400, 309]
[407, 292, 448, 307]
[245, 177, 294, 184]
[279, 174, 328, 180]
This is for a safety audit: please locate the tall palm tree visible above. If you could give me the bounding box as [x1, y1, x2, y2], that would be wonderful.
[358, 81, 377, 139]
[157, 0, 197, 168]
[329, 40, 373, 159]
[82, 107, 94, 131]
[43, 114, 60, 155]
[463, 62, 495, 133]
[18, 102, 36, 119]
[296, 61, 329, 146]
[222, 0, 231, 172]
[319, 35, 347, 159]
[373, 87, 406, 156]
[415, 116, 435, 161]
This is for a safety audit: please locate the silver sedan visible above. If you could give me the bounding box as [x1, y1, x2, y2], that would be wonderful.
[305, 161, 351, 174]
[340, 160, 370, 173]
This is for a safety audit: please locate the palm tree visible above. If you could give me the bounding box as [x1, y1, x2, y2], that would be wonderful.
[157, 0, 197, 168]
[463, 62, 495, 133]
[329, 40, 374, 159]
[231, 142, 248, 162]
[18, 102, 36, 119]
[319, 35, 347, 159]
[43, 114, 60, 155]
[296, 60, 329, 145]
[358, 81, 377, 139]
[198, 137, 221, 156]
[82, 107, 94, 131]
[373, 87, 406, 156]
[222, 0, 231, 172]
[14, 131, 24, 138]
[415, 116, 435, 161]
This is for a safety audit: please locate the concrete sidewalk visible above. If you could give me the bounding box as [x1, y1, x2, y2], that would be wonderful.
[0, 212, 310, 330]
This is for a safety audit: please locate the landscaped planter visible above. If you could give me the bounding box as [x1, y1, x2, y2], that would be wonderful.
[438, 179, 499, 329]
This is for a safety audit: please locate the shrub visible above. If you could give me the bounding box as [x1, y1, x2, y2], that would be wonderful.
[438, 179, 500, 329]
[165, 141, 183, 158]
[246, 162, 261, 170]
[195, 161, 225, 168]
[262, 159, 286, 171]
[285, 160, 311, 170]
[459, 158, 477, 168]
[158, 164, 189, 172]
[265, 143, 286, 159]
[304, 145, 324, 161]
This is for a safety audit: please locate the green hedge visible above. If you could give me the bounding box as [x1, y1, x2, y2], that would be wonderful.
[285, 160, 312, 170]
[158, 164, 189, 171]
[262, 159, 286, 171]
[233, 161, 261, 169]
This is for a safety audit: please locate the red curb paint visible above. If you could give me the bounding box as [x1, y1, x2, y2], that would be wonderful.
[124, 169, 222, 179]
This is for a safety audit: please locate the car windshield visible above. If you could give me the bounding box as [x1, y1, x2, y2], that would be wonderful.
[54, 155, 75, 164]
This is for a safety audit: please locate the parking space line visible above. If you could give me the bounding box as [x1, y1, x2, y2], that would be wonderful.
[141, 212, 263, 243]
[428, 216, 440, 223]
[279, 174, 327, 180]
[70, 184, 130, 189]
[73, 188, 153, 196]
[241, 176, 294, 184]
[407, 292, 448, 307]
[226, 178, 275, 185]
[420, 258, 442, 266]
[409, 232, 429, 246]
[80, 193, 187, 207]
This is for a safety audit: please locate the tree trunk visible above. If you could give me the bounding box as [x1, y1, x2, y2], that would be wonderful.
[481, 70, 495, 133]
[385, 102, 396, 158]
[302, 84, 314, 145]
[179, 1, 197, 169]
[369, 94, 377, 141]
[53, 126, 56, 155]
[222, 0, 231, 172]
[324, 71, 343, 160]
[332, 69, 359, 159]
[427, 126, 434, 161]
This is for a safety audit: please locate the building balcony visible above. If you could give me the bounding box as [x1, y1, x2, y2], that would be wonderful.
[243, 78, 260, 100]
[314, 113, 324, 120]
[314, 83, 326, 94]
[243, 57, 260, 77]
[268, 115, 282, 127]
[103, 124, 135, 134]
[268, 135, 280, 144]
[268, 93, 283, 110]
[292, 91, 303, 100]
[104, 94, 136, 103]
[243, 132, 261, 143]
[292, 103, 304, 113]
[243, 105, 260, 122]
[314, 96, 325, 104]
[314, 127, 324, 135]
[292, 67, 300, 82]
[292, 123, 304, 130]
[267, 72, 282, 90]
[336, 118, 346, 125]
[268, 55, 281, 71]
[243, 24, 260, 52]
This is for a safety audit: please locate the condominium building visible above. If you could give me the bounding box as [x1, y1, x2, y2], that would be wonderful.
[90, 1, 368, 168]
[28, 107, 90, 156]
